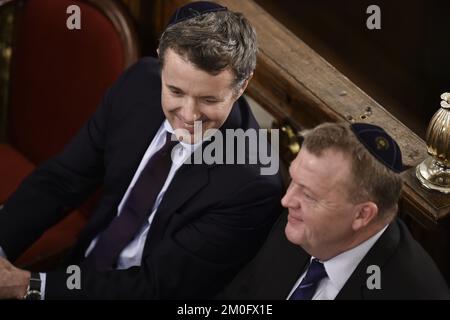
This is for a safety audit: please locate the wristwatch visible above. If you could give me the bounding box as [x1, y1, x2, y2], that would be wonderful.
[23, 272, 42, 300]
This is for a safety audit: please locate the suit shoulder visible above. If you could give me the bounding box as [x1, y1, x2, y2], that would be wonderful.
[213, 163, 283, 195]
[120, 57, 160, 82]
[382, 219, 449, 299]
[108, 57, 161, 101]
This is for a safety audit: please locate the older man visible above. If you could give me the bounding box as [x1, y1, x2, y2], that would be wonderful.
[222, 122, 449, 299]
[0, 2, 282, 299]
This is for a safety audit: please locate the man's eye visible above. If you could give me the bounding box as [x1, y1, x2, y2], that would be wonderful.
[303, 192, 315, 201]
[170, 89, 183, 96]
[203, 99, 218, 104]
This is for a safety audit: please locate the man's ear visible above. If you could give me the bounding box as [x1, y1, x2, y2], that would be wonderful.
[156, 48, 160, 57]
[351, 202, 379, 231]
[235, 72, 253, 99]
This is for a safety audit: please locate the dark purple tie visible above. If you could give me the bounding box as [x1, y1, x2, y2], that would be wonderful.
[86, 131, 179, 270]
[289, 259, 328, 300]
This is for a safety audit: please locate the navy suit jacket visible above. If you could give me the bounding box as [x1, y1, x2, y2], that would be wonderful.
[222, 211, 450, 299]
[0, 58, 283, 299]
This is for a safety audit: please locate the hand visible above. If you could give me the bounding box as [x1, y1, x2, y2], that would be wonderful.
[0, 257, 30, 299]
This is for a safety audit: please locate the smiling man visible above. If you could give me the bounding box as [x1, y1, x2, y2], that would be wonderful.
[0, 2, 282, 299]
[160, 48, 244, 144]
[222, 122, 449, 300]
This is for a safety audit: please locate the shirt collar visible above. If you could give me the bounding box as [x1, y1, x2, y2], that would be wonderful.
[313, 225, 388, 290]
[163, 120, 204, 150]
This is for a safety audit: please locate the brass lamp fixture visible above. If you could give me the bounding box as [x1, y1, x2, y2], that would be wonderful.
[416, 92, 450, 193]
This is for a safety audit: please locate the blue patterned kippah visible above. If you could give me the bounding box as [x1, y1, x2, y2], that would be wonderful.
[167, 1, 228, 28]
[350, 123, 403, 173]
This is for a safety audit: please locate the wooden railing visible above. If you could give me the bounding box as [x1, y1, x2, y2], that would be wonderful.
[151, 0, 450, 283]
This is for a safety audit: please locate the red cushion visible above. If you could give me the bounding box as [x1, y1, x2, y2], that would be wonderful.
[8, 0, 125, 164]
[0, 143, 35, 203]
[0, 143, 87, 268]
[15, 209, 88, 268]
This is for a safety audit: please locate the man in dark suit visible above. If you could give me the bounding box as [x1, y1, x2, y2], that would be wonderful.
[0, 2, 282, 299]
[222, 122, 450, 300]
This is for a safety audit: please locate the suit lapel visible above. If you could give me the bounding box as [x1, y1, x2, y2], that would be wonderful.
[267, 247, 310, 299]
[255, 213, 311, 299]
[76, 103, 165, 250]
[154, 162, 209, 219]
[336, 221, 400, 300]
[141, 161, 210, 254]
[112, 108, 166, 209]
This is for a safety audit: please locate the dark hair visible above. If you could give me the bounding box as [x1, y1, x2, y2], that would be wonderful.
[158, 10, 257, 89]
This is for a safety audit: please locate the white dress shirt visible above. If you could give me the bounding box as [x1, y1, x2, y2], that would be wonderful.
[287, 225, 388, 300]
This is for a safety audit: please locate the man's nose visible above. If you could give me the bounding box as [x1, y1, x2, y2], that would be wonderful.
[281, 184, 297, 208]
[180, 98, 199, 123]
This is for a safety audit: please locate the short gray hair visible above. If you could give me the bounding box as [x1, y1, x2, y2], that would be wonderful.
[158, 10, 257, 88]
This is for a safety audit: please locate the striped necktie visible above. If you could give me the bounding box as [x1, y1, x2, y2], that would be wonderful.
[289, 259, 328, 300]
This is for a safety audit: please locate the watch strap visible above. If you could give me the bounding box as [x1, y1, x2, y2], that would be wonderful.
[24, 272, 42, 300]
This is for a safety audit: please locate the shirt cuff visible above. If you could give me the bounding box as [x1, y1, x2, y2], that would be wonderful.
[40, 273, 46, 300]
[0, 246, 7, 259]
[1, 247, 45, 299]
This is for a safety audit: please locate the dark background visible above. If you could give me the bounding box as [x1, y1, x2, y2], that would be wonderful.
[254, 0, 450, 138]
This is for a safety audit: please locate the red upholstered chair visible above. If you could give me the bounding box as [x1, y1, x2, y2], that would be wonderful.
[0, 0, 138, 269]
